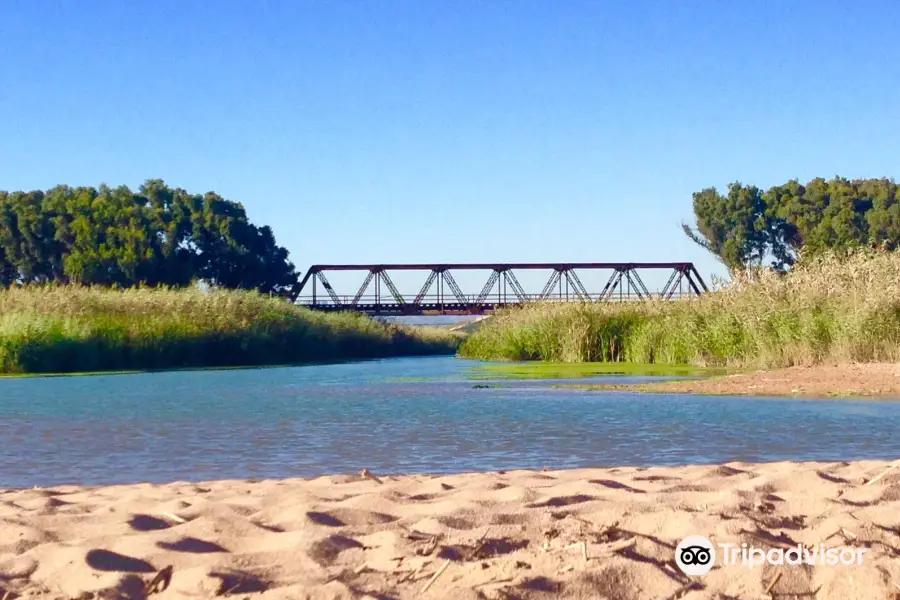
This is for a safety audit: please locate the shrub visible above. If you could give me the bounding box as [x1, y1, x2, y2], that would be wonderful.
[0, 285, 464, 374]
[459, 249, 900, 369]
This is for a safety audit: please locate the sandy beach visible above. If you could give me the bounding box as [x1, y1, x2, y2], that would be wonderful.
[2, 460, 899, 599]
[574, 363, 900, 399]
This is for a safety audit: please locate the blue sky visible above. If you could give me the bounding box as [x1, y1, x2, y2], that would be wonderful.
[2, 0, 899, 295]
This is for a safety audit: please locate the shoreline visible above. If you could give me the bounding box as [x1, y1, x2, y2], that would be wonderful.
[564, 363, 900, 399]
[3, 460, 899, 599]
[0, 355, 456, 380]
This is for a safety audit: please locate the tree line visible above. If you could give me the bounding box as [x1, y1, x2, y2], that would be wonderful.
[683, 176, 900, 273]
[0, 179, 298, 293]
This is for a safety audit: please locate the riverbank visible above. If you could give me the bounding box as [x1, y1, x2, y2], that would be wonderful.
[0, 286, 463, 374]
[566, 363, 900, 398]
[459, 250, 900, 369]
[2, 460, 898, 599]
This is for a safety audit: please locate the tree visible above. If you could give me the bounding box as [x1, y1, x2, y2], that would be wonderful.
[685, 176, 900, 270]
[138, 179, 196, 286]
[0, 179, 299, 292]
[188, 191, 298, 293]
[681, 182, 770, 273]
[0, 190, 64, 283]
[861, 178, 900, 250]
[0, 191, 17, 286]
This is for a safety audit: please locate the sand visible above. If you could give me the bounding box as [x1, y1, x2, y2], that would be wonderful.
[2, 460, 900, 599]
[575, 363, 900, 399]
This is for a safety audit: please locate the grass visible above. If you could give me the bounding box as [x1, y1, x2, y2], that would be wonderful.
[0, 285, 464, 374]
[459, 249, 900, 369]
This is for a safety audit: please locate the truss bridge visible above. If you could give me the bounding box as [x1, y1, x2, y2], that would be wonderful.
[290, 262, 708, 316]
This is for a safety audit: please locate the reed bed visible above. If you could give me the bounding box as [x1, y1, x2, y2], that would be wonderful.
[459, 250, 900, 368]
[0, 285, 464, 374]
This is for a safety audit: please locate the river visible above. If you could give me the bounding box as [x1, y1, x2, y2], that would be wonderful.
[1, 355, 899, 488]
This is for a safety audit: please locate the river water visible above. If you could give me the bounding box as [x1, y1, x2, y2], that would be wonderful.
[1, 356, 899, 488]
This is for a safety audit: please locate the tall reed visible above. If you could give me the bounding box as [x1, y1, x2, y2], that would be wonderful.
[459, 250, 900, 368]
[0, 285, 464, 374]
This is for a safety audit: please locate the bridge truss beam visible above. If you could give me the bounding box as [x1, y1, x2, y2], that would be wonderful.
[291, 262, 708, 316]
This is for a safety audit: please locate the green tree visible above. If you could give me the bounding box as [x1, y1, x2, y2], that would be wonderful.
[0, 179, 298, 292]
[0, 190, 64, 282]
[137, 179, 196, 286]
[0, 191, 17, 286]
[188, 192, 298, 293]
[860, 178, 900, 250]
[686, 176, 900, 270]
[682, 182, 770, 273]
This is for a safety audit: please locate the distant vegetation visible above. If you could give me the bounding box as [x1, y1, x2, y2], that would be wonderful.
[0, 286, 463, 374]
[459, 250, 900, 369]
[684, 176, 900, 273]
[0, 179, 298, 293]
[0, 179, 471, 374]
[8, 174, 899, 374]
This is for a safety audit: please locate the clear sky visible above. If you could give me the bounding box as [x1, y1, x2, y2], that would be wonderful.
[2, 0, 899, 294]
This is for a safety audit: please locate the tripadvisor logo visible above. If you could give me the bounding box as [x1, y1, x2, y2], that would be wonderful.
[675, 536, 716, 576]
[675, 535, 869, 575]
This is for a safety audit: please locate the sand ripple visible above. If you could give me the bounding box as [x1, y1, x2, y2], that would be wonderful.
[1, 460, 899, 599]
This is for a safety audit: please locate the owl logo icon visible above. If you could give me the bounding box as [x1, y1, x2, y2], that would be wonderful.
[675, 535, 716, 575]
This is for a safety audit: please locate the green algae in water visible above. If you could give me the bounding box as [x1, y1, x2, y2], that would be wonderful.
[386, 361, 738, 383]
[467, 361, 735, 380]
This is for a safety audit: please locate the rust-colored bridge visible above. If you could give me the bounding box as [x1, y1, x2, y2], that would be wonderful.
[290, 262, 708, 316]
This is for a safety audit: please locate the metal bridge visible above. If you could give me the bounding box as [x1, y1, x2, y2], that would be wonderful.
[290, 262, 708, 316]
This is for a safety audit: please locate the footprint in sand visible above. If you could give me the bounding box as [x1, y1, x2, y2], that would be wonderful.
[85, 549, 156, 573]
[157, 537, 228, 553]
[707, 465, 752, 478]
[527, 494, 597, 508]
[435, 515, 478, 530]
[306, 508, 398, 528]
[632, 474, 681, 483]
[308, 534, 364, 566]
[589, 479, 647, 494]
[128, 514, 172, 532]
[661, 483, 714, 493]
